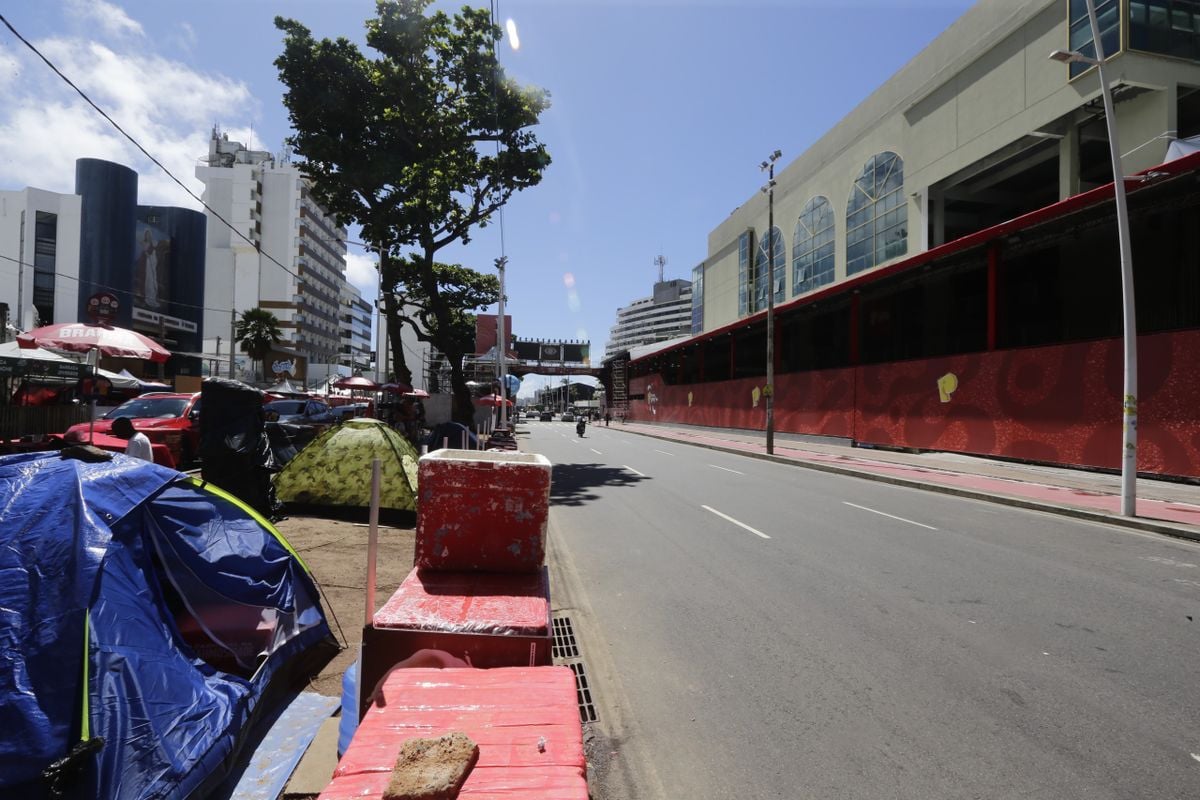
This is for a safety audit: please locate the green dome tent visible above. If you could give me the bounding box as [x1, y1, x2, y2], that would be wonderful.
[274, 418, 419, 511]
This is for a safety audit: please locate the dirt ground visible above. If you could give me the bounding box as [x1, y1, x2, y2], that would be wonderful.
[275, 512, 416, 698]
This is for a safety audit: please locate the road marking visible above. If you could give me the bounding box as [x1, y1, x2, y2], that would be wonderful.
[709, 464, 744, 475]
[622, 465, 644, 476]
[1140, 555, 1197, 568]
[654, 449, 675, 456]
[1191, 752, 1200, 764]
[843, 502, 938, 530]
[590, 448, 603, 455]
[702, 505, 770, 539]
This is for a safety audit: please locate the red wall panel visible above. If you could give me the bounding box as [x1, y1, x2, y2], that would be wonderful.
[628, 330, 1200, 478]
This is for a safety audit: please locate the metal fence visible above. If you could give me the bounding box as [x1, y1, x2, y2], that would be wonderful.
[0, 405, 89, 443]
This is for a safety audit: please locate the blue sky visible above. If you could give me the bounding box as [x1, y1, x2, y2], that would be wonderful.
[0, 0, 974, 396]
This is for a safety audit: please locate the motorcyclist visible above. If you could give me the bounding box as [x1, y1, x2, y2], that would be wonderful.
[576, 417, 586, 437]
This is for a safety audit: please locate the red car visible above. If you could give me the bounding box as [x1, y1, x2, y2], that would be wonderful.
[65, 392, 201, 466]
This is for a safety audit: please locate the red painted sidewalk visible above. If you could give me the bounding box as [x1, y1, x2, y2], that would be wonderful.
[615, 421, 1200, 538]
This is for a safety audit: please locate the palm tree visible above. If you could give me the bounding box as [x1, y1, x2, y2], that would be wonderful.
[234, 308, 283, 383]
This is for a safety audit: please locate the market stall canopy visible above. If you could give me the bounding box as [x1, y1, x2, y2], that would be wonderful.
[265, 378, 305, 397]
[402, 388, 430, 399]
[17, 322, 171, 363]
[118, 368, 171, 392]
[381, 382, 415, 394]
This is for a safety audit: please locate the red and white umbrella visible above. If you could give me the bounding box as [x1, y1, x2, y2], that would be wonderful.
[17, 322, 171, 363]
[476, 393, 514, 407]
[402, 388, 430, 399]
[332, 375, 381, 391]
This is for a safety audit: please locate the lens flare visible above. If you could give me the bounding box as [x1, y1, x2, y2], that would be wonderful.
[562, 272, 575, 288]
[505, 18, 520, 51]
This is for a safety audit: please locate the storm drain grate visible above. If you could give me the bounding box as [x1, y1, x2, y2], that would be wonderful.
[568, 661, 598, 723]
[551, 616, 580, 659]
[552, 613, 597, 723]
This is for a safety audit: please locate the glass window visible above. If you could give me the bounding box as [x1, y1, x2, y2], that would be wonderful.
[793, 196, 835, 296]
[755, 227, 785, 310]
[738, 230, 752, 317]
[1068, 0, 1122, 77]
[846, 152, 907, 276]
[691, 263, 704, 334]
[1129, 0, 1200, 62]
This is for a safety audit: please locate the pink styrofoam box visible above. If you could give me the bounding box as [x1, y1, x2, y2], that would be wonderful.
[321, 667, 587, 800]
[374, 566, 551, 636]
[416, 449, 552, 573]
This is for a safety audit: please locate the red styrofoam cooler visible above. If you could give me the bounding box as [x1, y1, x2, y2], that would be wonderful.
[320, 667, 587, 800]
[416, 449, 552, 573]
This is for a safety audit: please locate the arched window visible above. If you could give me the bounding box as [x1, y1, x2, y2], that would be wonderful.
[846, 151, 906, 275]
[793, 196, 835, 296]
[754, 227, 785, 311]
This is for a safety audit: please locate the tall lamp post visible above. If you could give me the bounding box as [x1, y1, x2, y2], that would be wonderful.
[1051, 0, 1137, 516]
[760, 149, 782, 455]
[495, 255, 509, 430]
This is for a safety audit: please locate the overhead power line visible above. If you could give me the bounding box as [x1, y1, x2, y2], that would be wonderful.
[0, 11, 304, 285]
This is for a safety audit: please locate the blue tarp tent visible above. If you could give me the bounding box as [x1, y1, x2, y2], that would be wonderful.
[0, 451, 337, 799]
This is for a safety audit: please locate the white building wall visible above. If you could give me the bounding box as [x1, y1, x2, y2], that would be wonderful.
[0, 188, 82, 333]
[198, 132, 349, 374]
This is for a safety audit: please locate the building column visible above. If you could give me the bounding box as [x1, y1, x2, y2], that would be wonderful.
[1059, 124, 1081, 200]
[930, 189, 946, 248]
[987, 243, 1000, 351]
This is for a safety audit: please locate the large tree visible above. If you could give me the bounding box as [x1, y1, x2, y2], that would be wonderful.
[274, 0, 550, 424]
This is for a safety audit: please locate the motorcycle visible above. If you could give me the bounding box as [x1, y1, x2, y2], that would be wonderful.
[576, 419, 586, 437]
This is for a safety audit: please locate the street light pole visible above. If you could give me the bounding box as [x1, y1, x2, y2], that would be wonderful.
[496, 256, 509, 430]
[1051, 0, 1137, 516]
[760, 149, 782, 455]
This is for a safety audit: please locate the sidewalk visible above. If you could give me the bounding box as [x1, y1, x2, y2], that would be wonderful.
[612, 420, 1200, 542]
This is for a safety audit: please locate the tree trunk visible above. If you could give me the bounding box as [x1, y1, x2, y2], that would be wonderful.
[380, 252, 413, 386]
[417, 247, 475, 426]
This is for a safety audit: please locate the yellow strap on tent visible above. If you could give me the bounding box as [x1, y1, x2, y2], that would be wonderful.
[80, 609, 90, 741]
[185, 477, 312, 574]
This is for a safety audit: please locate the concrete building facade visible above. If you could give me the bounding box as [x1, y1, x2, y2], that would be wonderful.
[696, 0, 1200, 333]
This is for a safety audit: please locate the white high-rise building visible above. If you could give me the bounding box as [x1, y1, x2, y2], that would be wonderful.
[605, 278, 693, 360]
[197, 129, 346, 377]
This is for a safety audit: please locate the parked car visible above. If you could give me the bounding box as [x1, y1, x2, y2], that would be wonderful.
[64, 392, 201, 466]
[329, 402, 371, 423]
[264, 399, 335, 427]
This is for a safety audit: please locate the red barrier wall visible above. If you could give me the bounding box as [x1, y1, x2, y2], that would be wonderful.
[627, 329, 1200, 478]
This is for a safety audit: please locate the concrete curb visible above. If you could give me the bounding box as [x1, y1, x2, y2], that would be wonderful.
[618, 426, 1200, 545]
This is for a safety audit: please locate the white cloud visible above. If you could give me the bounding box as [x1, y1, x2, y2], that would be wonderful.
[345, 252, 379, 300]
[0, 29, 256, 208]
[66, 0, 144, 39]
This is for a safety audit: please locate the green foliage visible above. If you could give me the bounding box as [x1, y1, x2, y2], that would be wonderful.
[234, 308, 283, 381]
[275, 0, 550, 422]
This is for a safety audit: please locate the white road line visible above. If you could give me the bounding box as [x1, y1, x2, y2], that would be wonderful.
[702, 505, 771, 539]
[843, 502, 938, 530]
[590, 448, 603, 455]
[709, 464, 744, 475]
[622, 465, 645, 476]
[654, 449, 675, 456]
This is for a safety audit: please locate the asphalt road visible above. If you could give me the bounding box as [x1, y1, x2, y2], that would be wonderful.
[528, 420, 1200, 800]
